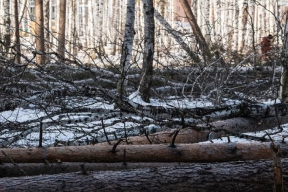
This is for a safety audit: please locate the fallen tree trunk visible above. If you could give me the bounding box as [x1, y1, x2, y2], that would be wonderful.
[0, 142, 287, 163]
[0, 162, 192, 177]
[1, 159, 288, 192]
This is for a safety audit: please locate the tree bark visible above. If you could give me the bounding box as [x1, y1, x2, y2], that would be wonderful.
[0, 162, 192, 177]
[13, 0, 21, 64]
[117, 0, 136, 99]
[0, 142, 287, 163]
[35, 0, 45, 65]
[281, 12, 288, 103]
[179, 0, 211, 58]
[153, 8, 200, 62]
[139, 0, 155, 102]
[57, 0, 67, 62]
[1, 159, 288, 192]
[43, 0, 50, 63]
[3, 0, 11, 56]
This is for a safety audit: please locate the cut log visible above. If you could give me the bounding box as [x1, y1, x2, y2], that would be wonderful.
[0, 162, 191, 177]
[1, 159, 288, 192]
[0, 142, 287, 163]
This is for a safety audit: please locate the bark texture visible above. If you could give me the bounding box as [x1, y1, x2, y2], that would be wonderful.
[153, 8, 200, 62]
[13, 0, 21, 63]
[0, 142, 287, 163]
[117, 0, 136, 99]
[179, 0, 211, 58]
[0, 162, 192, 177]
[139, 0, 155, 102]
[1, 159, 288, 192]
[35, 0, 45, 64]
[57, 0, 67, 61]
[3, 0, 11, 56]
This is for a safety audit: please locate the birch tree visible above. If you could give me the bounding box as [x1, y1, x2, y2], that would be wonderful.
[43, 0, 50, 54]
[139, 0, 155, 102]
[35, 0, 45, 64]
[57, 0, 67, 61]
[3, 0, 11, 56]
[117, 0, 136, 100]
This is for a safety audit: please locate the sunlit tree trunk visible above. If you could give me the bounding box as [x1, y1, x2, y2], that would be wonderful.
[139, 0, 155, 102]
[68, 0, 77, 58]
[57, 0, 67, 61]
[87, 0, 94, 49]
[43, 0, 50, 63]
[110, 0, 117, 55]
[179, 0, 211, 59]
[117, 0, 136, 100]
[35, 0, 45, 65]
[239, 1, 249, 52]
[96, 0, 105, 54]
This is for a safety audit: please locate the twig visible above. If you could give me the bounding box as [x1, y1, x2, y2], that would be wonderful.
[38, 120, 43, 148]
[111, 138, 123, 154]
[170, 129, 180, 148]
[144, 129, 152, 144]
[43, 159, 50, 166]
[123, 149, 127, 166]
[80, 164, 88, 175]
[1, 151, 28, 176]
[101, 118, 111, 145]
[123, 120, 128, 143]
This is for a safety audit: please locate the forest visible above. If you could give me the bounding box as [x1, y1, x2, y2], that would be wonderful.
[0, 0, 288, 191]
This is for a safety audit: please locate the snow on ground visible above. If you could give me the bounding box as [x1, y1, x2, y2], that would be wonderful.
[0, 96, 287, 147]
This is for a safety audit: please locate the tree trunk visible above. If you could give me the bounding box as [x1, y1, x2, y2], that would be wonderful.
[1, 159, 288, 191]
[57, 0, 67, 62]
[43, 0, 50, 63]
[0, 142, 287, 163]
[13, 0, 21, 64]
[0, 162, 193, 177]
[139, 0, 155, 102]
[117, 0, 136, 99]
[281, 12, 288, 103]
[179, 0, 211, 58]
[153, 8, 200, 62]
[3, 0, 11, 56]
[35, 0, 45, 65]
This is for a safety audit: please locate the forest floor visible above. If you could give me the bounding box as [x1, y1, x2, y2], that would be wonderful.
[0, 57, 286, 148]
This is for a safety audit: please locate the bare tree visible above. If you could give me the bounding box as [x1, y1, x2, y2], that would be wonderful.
[35, 0, 45, 64]
[117, 0, 136, 99]
[57, 0, 67, 61]
[139, 0, 155, 102]
[179, 0, 211, 58]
